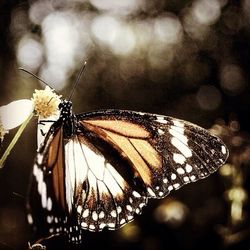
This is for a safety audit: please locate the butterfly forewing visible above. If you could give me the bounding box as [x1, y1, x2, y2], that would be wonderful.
[28, 107, 228, 243]
[77, 110, 228, 198]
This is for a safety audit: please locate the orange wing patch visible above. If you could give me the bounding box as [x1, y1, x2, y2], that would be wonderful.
[81, 119, 162, 186]
[47, 128, 66, 210]
[47, 128, 62, 168]
[83, 120, 150, 138]
[129, 138, 161, 168]
[105, 130, 152, 185]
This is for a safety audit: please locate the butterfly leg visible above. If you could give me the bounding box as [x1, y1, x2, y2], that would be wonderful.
[37, 120, 58, 146]
[38, 120, 58, 135]
[38, 120, 57, 136]
[38, 120, 57, 125]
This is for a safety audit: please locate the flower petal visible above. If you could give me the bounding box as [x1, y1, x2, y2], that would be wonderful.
[0, 99, 34, 130]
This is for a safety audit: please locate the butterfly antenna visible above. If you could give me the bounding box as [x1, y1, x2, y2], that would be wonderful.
[68, 61, 87, 101]
[19, 68, 53, 89]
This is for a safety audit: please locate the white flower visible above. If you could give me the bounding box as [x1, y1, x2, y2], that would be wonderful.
[32, 86, 61, 119]
[0, 99, 34, 130]
[0, 99, 34, 141]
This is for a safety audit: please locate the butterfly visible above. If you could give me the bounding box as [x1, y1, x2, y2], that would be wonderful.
[27, 99, 229, 244]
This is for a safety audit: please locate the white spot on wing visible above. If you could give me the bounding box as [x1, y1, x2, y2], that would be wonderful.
[111, 210, 117, 217]
[133, 191, 141, 198]
[221, 145, 227, 155]
[47, 197, 52, 211]
[190, 175, 196, 181]
[99, 211, 105, 219]
[27, 214, 33, 224]
[173, 153, 186, 164]
[81, 222, 88, 228]
[171, 173, 177, 180]
[47, 216, 53, 224]
[173, 120, 184, 127]
[177, 167, 185, 174]
[156, 116, 168, 124]
[147, 187, 156, 197]
[120, 219, 126, 225]
[92, 211, 98, 221]
[82, 209, 89, 218]
[158, 129, 164, 135]
[108, 223, 115, 228]
[171, 138, 192, 157]
[77, 205, 82, 214]
[185, 164, 193, 173]
[41, 182, 47, 209]
[126, 205, 133, 212]
[37, 154, 43, 165]
[34, 164, 48, 210]
[169, 127, 188, 145]
[139, 203, 145, 208]
[128, 215, 133, 220]
[117, 206, 122, 214]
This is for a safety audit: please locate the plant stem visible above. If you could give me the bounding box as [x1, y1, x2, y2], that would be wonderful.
[0, 112, 34, 168]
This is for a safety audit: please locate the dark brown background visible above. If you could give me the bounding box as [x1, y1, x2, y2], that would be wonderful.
[0, 0, 250, 250]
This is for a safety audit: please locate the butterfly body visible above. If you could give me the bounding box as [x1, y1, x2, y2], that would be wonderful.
[57, 100, 76, 138]
[27, 100, 229, 244]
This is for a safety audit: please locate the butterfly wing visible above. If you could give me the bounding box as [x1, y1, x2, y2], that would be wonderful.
[27, 121, 83, 244]
[28, 109, 228, 242]
[73, 109, 228, 231]
[64, 130, 148, 233]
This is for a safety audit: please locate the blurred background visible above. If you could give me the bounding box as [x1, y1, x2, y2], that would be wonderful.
[0, 0, 250, 249]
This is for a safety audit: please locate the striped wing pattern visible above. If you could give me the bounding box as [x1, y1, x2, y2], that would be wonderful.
[27, 109, 228, 244]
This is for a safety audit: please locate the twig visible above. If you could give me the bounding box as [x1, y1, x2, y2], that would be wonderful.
[0, 112, 34, 168]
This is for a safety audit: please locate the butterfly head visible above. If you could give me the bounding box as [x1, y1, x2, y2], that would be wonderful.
[58, 100, 73, 121]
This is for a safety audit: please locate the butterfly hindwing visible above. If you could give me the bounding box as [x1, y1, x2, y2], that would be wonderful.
[64, 133, 147, 232]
